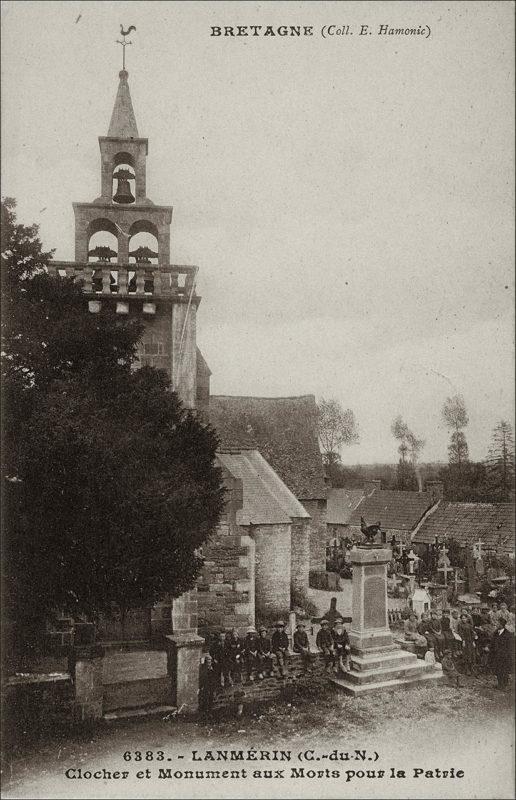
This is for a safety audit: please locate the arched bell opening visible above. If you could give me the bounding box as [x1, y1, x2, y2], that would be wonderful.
[128, 223, 159, 294]
[87, 222, 119, 293]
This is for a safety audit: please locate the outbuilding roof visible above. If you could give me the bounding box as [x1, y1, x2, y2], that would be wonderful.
[210, 395, 326, 500]
[327, 488, 365, 525]
[217, 449, 310, 527]
[412, 501, 515, 554]
[349, 489, 435, 532]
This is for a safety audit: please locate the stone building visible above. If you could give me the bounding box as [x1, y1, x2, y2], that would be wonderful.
[49, 66, 317, 644]
[48, 67, 203, 410]
[208, 394, 328, 579]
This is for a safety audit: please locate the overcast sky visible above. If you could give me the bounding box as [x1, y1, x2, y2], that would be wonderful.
[2, 1, 514, 464]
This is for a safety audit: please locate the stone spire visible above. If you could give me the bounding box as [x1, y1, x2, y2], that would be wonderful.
[107, 70, 139, 138]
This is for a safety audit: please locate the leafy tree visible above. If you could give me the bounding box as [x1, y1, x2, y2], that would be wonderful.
[317, 398, 359, 467]
[438, 461, 489, 502]
[485, 420, 515, 501]
[442, 394, 469, 467]
[2, 199, 224, 660]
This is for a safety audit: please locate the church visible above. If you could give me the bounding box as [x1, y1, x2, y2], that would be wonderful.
[48, 63, 325, 643]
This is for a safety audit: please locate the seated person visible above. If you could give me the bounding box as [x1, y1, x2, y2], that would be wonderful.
[271, 620, 290, 677]
[316, 619, 335, 672]
[425, 611, 446, 661]
[331, 619, 351, 674]
[223, 628, 243, 686]
[403, 613, 427, 653]
[243, 627, 260, 682]
[257, 626, 273, 678]
[293, 622, 313, 671]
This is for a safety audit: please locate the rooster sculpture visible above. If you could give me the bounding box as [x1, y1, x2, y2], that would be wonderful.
[360, 517, 382, 545]
[120, 25, 136, 37]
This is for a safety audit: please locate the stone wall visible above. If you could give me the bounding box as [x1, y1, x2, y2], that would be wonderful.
[302, 498, 327, 575]
[197, 471, 254, 635]
[252, 523, 291, 620]
[290, 518, 310, 595]
[210, 651, 327, 711]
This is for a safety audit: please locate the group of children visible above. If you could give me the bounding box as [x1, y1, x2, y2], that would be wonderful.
[203, 616, 352, 689]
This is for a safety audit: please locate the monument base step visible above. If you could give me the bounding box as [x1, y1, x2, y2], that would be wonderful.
[330, 665, 444, 696]
[345, 660, 437, 685]
[351, 649, 417, 672]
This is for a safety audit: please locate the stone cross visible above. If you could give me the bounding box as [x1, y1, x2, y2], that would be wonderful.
[437, 561, 454, 585]
[453, 568, 464, 594]
[473, 539, 483, 560]
[407, 548, 420, 575]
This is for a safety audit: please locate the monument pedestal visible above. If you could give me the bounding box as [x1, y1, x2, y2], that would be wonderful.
[332, 547, 443, 696]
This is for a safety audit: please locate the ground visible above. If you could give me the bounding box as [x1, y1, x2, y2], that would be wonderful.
[2, 672, 513, 800]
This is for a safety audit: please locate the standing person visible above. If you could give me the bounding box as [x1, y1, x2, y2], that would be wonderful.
[488, 602, 500, 627]
[223, 628, 243, 686]
[441, 613, 457, 655]
[316, 619, 335, 672]
[208, 631, 225, 687]
[199, 654, 218, 716]
[498, 603, 515, 634]
[458, 613, 477, 675]
[243, 627, 260, 682]
[449, 609, 464, 651]
[489, 617, 514, 690]
[293, 622, 312, 672]
[331, 619, 351, 674]
[272, 620, 290, 677]
[257, 626, 273, 678]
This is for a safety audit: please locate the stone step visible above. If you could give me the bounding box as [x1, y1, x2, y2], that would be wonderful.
[345, 660, 434, 685]
[330, 665, 444, 696]
[103, 676, 172, 712]
[351, 650, 418, 672]
[103, 704, 177, 723]
[103, 650, 168, 684]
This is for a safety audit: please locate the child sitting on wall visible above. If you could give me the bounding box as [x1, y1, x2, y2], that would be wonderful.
[257, 626, 273, 678]
[293, 621, 313, 672]
[316, 619, 335, 672]
[272, 620, 290, 677]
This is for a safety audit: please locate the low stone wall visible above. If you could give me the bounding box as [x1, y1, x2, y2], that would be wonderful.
[209, 651, 328, 711]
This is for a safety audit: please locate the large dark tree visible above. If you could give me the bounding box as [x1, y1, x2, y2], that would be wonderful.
[1, 199, 224, 659]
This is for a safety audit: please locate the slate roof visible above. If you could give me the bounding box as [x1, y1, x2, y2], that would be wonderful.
[217, 449, 310, 527]
[209, 395, 326, 500]
[412, 502, 515, 555]
[327, 488, 365, 525]
[349, 489, 435, 532]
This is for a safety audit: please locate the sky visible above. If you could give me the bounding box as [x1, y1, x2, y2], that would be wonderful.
[1, 0, 514, 464]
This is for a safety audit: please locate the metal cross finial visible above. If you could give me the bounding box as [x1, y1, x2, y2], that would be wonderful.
[116, 24, 136, 70]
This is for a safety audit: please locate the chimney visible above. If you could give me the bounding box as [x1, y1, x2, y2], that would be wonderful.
[364, 479, 381, 496]
[425, 481, 444, 504]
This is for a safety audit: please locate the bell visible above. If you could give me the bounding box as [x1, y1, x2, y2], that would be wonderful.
[113, 176, 135, 204]
[113, 168, 135, 204]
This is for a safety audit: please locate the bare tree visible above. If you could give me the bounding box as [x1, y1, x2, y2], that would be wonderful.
[317, 398, 359, 465]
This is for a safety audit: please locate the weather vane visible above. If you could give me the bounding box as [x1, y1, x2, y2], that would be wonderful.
[117, 24, 136, 71]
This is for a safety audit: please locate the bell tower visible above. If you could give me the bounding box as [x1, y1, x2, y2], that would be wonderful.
[49, 49, 207, 411]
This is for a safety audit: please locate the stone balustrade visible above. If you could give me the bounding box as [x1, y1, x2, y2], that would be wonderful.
[47, 261, 197, 302]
